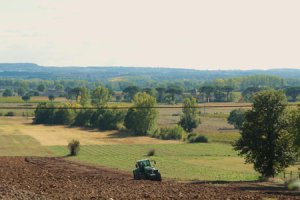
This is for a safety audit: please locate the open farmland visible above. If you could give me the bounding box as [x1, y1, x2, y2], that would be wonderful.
[0, 102, 299, 199]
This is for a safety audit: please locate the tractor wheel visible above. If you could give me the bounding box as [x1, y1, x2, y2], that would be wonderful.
[133, 171, 140, 180]
[156, 172, 162, 181]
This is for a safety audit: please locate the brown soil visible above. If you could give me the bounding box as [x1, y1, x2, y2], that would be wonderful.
[0, 157, 299, 200]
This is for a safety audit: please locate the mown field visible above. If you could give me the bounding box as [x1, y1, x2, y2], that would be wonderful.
[0, 99, 298, 182]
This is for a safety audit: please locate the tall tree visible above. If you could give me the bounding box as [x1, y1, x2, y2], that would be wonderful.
[285, 87, 300, 102]
[124, 92, 158, 135]
[234, 90, 298, 177]
[37, 84, 45, 92]
[179, 97, 200, 132]
[2, 89, 13, 97]
[123, 86, 139, 101]
[91, 86, 111, 107]
[200, 86, 214, 102]
[155, 87, 166, 103]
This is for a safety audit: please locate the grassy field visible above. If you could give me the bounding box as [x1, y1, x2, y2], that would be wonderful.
[49, 144, 259, 181]
[0, 101, 298, 182]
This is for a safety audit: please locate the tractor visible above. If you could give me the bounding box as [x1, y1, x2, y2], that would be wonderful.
[133, 159, 162, 181]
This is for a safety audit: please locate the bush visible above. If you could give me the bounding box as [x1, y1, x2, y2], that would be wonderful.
[227, 109, 246, 129]
[91, 109, 126, 130]
[0, 112, 3, 116]
[188, 134, 209, 143]
[53, 107, 76, 125]
[73, 109, 94, 127]
[287, 179, 300, 191]
[34, 103, 55, 124]
[151, 125, 186, 140]
[147, 149, 155, 157]
[68, 139, 80, 156]
[5, 111, 16, 116]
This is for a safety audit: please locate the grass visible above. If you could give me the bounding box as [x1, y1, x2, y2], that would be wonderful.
[0, 134, 53, 156]
[0, 102, 298, 182]
[49, 143, 260, 181]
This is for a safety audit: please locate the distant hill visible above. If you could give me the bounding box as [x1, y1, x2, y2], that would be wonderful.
[0, 63, 300, 81]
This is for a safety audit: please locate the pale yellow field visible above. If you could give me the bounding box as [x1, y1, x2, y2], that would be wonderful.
[0, 117, 180, 146]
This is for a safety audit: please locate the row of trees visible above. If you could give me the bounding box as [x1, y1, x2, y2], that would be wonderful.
[34, 92, 201, 138]
[228, 90, 300, 178]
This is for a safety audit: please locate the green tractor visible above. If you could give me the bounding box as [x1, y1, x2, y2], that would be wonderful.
[133, 159, 162, 181]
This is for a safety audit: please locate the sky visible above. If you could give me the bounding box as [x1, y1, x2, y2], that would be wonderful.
[0, 0, 300, 70]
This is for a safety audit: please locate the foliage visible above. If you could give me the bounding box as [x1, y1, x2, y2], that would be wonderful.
[285, 87, 300, 102]
[5, 111, 16, 117]
[68, 87, 90, 106]
[17, 87, 26, 96]
[287, 105, 300, 148]
[34, 103, 55, 124]
[123, 86, 139, 101]
[91, 109, 126, 130]
[37, 84, 45, 92]
[2, 89, 13, 97]
[287, 179, 300, 191]
[68, 139, 80, 156]
[234, 90, 298, 177]
[53, 105, 76, 125]
[179, 97, 200, 132]
[48, 94, 55, 101]
[91, 86, 111, 107]
[147, 149, 155, 157]
[227, 109, 246, 129]
[22, 95, 31, 102]
[187, 134, 209, 143]
[124, 92, 158, 135]
[151, 125, 186, 140]
[73, 109, 94, 127]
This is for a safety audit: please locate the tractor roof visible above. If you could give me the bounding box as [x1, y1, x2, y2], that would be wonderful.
[136, 159, 150, 162]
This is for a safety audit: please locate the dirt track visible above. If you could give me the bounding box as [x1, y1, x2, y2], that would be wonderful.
[0, 157, 299, 200]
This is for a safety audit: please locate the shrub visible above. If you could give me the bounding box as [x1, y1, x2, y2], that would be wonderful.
[147, 149, 155, 157]
[227, 109, 246, 129]
[287, 179, 300, 191]
[68, 139, 80, 156]
[151, 125, 186, 140]
[53, 107, 76, 125]
[73, 109, 94, 127]
[0, 112, 3, 116]
[5, 111, 16, 116]
[34, 103, 55, 124]
[91, 109, 126, 130]
[188, 134, 209, 143]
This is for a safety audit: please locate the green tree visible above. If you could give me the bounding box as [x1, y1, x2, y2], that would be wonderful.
[234, 90, 298, 177]
[123, 86, 139, 101]
[285, 87, 300, 102]
[68, 87, 89, 106]
[17, 87, 26, 96]
[22, 95, 31, 102]
[37, 84, 45, 92]
[227, 109, 246, 129]
[2, 89, 13, 97]
[124, 92, 158, 135]
[179, 97, 200, 132]
[91, 86, 111, 107]
[48, 94, 55, 102]
[200, 86, 214, 102]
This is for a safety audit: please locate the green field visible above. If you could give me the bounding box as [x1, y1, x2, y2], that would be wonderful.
[49, 143, 259, 181]
[0, 101, 298, 182]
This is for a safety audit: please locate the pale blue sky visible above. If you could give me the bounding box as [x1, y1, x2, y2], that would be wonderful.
[0, 0, 300, 69]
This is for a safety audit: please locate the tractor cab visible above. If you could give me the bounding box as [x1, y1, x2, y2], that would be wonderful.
[133, 159, 161, 181]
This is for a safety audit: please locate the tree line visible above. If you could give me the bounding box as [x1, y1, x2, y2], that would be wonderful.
[3, 75, 300, 103]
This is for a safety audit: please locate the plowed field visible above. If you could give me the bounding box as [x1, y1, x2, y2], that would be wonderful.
[0, 157, 299, 199]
